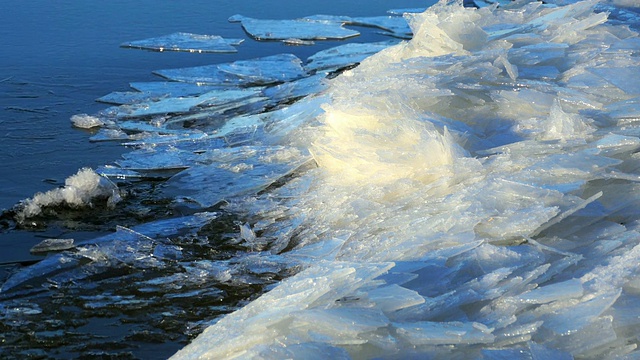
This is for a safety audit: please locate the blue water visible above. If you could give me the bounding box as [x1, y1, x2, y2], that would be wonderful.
[0, 1, 431, 357]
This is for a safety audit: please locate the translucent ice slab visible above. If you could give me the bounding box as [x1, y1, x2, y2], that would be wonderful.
[97, 82, 223, 105]
[304, 41, 399, 73]
[160, 146, 312, 209]
[121, 32, 243, 53]
[154, 53, 307, 86]
[228, 15, 360, 41]
[108, 88, 264, 119]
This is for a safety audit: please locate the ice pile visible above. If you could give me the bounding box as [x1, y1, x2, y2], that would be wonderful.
[170, 0, 640, 358]
[4, 0, 640, 358]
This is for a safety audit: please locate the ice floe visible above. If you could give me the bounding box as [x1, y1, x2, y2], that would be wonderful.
[121, 32, 244, 53]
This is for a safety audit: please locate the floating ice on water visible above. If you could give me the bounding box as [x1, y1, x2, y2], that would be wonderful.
[304, 41, 399, 73]
[121, 32, 243, 53]
[15, 168, 122, 223]
[303, 15, 413, 39]
[154, 53, 307, 86]
[129, 81, 221, 97]
[29, 238, 75, 254]
[70, 113, 105, 129]
[228, 15, 360, 41]
[1, 212, 219, 295]
[387, 8, 429, 15]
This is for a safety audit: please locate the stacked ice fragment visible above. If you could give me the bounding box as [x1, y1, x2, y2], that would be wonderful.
[170, 0, 640, 358]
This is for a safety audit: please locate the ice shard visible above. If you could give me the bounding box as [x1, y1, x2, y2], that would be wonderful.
[5, 0, 640, 358]
[154, 53, 307, 86]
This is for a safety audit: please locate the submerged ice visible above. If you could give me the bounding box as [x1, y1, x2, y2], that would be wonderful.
[4, 0, 640, 358]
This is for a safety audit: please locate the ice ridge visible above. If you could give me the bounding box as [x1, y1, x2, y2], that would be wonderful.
[171, 0, 640, 358]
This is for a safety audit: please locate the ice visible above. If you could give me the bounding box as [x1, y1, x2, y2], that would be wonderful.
[154, 53, 307, 86]
[70, 113, 105, 129]
[228, 15, 360, 41]
[15, 167, 121, 223]
[2, 212, 219, 296]
[167, 0, 640, 357]
[588, 66, 640, 94]
[6, 0, 640, 358]
[304, 41, 399, 73]
[129, 81, 221, 96]
[121, 32, 243, 53]
[160, 146, 312, 209]
[302, 15, 413, 39]
[29, 238, 75, 254]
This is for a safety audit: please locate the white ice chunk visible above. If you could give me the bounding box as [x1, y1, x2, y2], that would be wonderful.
[589, 66, 640, 95]
[16, 168, 121, 222]
[304, 41, 398, 73]
[303, 15, 412, 38]
[161, 146, 312, 209]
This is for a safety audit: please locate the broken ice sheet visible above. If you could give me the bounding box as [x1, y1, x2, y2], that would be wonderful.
[303, 15, 412, 39]
[304, 41, 398, 73]
[160, 146, 312, 209]
[154, 53, 307, 86]
[121, 32, 243, 53]
[30, 238, 75, 254]
[386, 8, 429, 15]
[228, 15, 360, 41]
[76, 212, 218, 246]
[129, 81, 222, 97]
[104, 88, 261, 119]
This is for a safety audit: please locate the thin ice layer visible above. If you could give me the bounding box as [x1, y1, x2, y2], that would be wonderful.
[228, 15, 360, 41]
[121, 32, 243, 53]
[154, 53, 307, 86]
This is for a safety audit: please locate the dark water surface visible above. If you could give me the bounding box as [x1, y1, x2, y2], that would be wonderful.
[0, 1, 430, 358]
